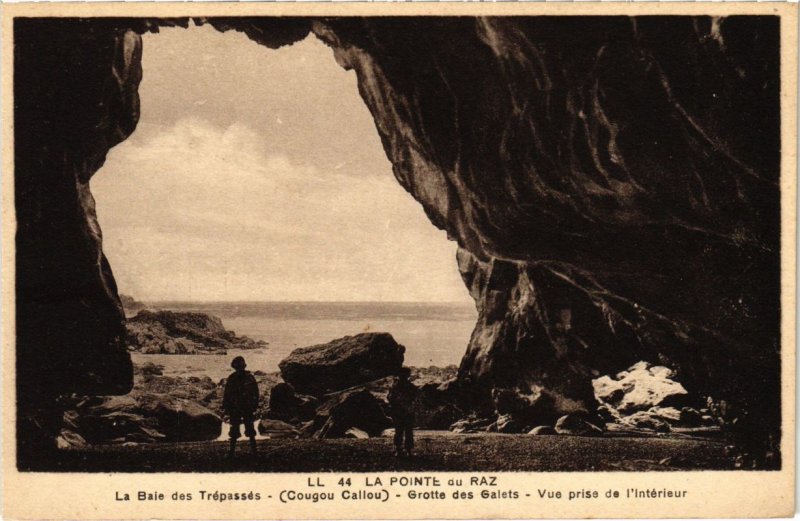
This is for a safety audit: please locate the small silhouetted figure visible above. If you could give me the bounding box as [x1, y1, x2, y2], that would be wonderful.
[388, 367, 417, 457]
[223, 356, 260, 457]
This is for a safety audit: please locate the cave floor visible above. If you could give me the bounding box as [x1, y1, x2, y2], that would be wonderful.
[28, 431, 734, 472]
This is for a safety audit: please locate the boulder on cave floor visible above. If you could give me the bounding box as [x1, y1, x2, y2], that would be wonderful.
[620, 411, 672, 433]
[296, 369, 463, 430]
[136, 394, 222, 442]
[344, 427, 370, 439]
[279, 332, 405, 395]
[265, 382, 319, 424]
[258, 418, 300, 438]
[554, 413, 604, 436]
[615, 406, 712, 432]
[496, 414, 527, 433]
[298, 368, 461, 431]
[309, 389, 391, 439]
[412, 382, 464, 430]
[647, 406, 682, 423]
[76, 397, 167, 444]
[449, 416, 496, 434]
[57, 429, 88, 449]
[679, 407, 704, 427]
[597, 403, 621, 423]
[488, 385, 589, 433]
[493, 387, 542, 416]
[593, 361, 689, 414]
[70, 393, 222, 444]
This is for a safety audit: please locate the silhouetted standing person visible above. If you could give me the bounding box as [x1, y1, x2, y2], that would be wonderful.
[388, 367, 417, 457]
[223, 356, 260, 457]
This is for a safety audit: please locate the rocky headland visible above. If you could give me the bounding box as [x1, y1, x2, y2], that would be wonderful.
[125, 309, 267, 354]
[119, 294, 146, 315]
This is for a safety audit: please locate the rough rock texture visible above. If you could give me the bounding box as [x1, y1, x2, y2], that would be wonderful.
[279, 333, 405, 395]
[590, 362, 721, 432]
[554, 413, 604, 436]
[449, 416, 496, 434]
[618, 405, 715, 431]
[126, 310, 266, 354]
[620, 411, 672, 433]
[265, 383, 320, 423]
[268, 371, 464, 431]
[136, 374, 218, 404]
[344, 427, 370, 439]
[119, 294, 146, 315]
[69, 393, 222, 444]
[258, 419, 300, 438]
[491, 385, 587, 432]
[311, 16, 781, 461]
[15, 18, 144, 462]
[56, 428, 89, 449]
[593, 361, 690, 413]
[412, 382, 465, 430]
[647, 406, 682, 424]
[529, 426, 556, 436]
[15, 16, 780, 465]
[309, 389, 392, 439]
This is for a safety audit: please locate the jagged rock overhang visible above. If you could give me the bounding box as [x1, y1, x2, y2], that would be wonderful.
[14, 16, 781, 462]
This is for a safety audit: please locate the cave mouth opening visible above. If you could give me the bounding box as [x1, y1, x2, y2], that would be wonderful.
[90, 22, 476, 374]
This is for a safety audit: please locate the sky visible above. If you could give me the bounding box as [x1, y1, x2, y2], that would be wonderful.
[92, 23, 471, 303]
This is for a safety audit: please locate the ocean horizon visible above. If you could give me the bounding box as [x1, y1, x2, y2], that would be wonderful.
[138, 300, 477, 322]
[130, 300, 478, 379]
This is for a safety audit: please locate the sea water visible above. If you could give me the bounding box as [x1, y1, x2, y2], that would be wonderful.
[130, 301, 477, 381]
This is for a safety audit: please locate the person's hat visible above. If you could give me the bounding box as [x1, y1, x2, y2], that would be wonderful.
[231, 356, 247, 370]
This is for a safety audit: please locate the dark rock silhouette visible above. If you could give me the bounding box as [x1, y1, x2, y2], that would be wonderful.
[14, 16, 781, 465]
[308, 389, 392, 439]
[449, 416, 496, 434]
[554, 413, 604, 436]
[411, 382, 464, 430]
[489, 386, 585, 433]
[265, 382, 319, 423]
[258, 419, 300, 438]
[279, 333, 405, 395]
[119, 294, 146, 315]
[134, 362, 165, 376]
[70, 393, 221, 444]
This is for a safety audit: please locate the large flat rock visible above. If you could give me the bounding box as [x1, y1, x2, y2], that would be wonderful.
[279, 333, 405, 395]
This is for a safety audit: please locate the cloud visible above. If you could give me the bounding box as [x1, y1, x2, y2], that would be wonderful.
[91, 25, 470, 304]
[93, 117, 468, 303]
[136, 25, 386, 179]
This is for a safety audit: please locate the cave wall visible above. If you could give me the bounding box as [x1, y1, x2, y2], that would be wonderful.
[14, 19, 145, 456]
[14, 16, 781, 461]
[309, 16, 781, 444]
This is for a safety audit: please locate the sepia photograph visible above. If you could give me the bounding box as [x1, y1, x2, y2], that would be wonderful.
[2, 3, 797, 519]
